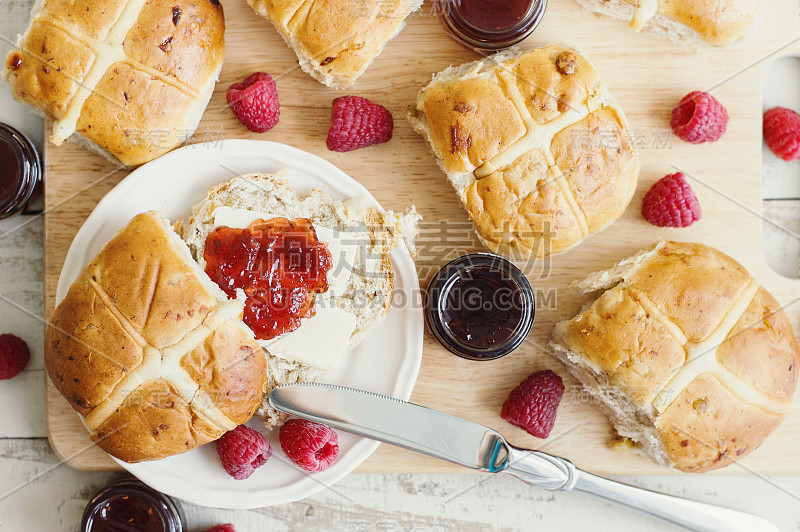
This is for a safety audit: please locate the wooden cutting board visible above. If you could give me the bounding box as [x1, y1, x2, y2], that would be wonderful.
[44, 0, 800, 474]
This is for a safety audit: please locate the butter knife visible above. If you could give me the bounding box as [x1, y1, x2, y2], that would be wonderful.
[270, 383, 778, 532]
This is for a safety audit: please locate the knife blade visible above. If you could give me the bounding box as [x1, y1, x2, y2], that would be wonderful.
[270, 383, 779, 532]
[273, 381, 509, 472]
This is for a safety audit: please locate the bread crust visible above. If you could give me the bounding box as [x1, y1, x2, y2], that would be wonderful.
[245, 0, 423, 88]
[45, 211, 268, 462]
[574, 0, 761, 47]
[551, 241, 800, 472]
[655, 374, 783, 472]
[3, 0, 225, 166]
[409, 45, 639, 261]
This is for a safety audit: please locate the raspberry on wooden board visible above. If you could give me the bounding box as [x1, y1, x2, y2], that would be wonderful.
[326, 96, 393, 152]
[501, 370, 565, 439]
[671, 91, 728, 144]
[226, 72, 280, 133]
[641, 172, 702, 228]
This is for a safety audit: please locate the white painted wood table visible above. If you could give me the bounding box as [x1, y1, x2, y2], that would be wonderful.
[2, 1, 800, 530]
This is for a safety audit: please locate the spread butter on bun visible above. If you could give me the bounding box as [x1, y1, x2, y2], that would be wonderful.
[182, 173, 420, 427]
[46, 174, 420, 461]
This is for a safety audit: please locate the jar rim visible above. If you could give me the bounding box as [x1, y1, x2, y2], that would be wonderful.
[81, 477, 184, 532]
[425, 253, 535, 361]
[0, 123, 41, 219]
[446, 0, 539, 34]
[440, 0, 548, 50]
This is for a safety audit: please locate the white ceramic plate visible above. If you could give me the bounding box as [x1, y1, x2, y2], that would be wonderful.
[55, 139, 423, 509]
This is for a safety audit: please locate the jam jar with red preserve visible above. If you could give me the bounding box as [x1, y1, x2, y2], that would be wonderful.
[425, 253, 534, 360]
[440, 0, 548, 50]
[81, 478, 184, 532]
[0, 123, 41, 219]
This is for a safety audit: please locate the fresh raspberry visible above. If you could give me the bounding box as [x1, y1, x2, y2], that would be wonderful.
[0, 334, 30, 380]
[326, 96, 393, 152]
[203, 525, 236, 532]
[670, 91, 728, 144]
[501, 370, 564, 439]
[216, 425, 271, 480]
[763, 107, 800, 161]
[279, 419, 339, 472]
[226, 72, 280, 133]
[641, 172, 702, 228]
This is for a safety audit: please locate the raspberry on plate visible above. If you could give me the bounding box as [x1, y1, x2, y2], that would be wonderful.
[501, 370, 565, 439]
[326, 96, 393, 152]
[764, 107, 800, 161]
[226, 72, 280, 133]
[279, 419, 339, 472]
[203, 525, 236, 532]
[0, 333, 30, 380]
[216, 425, 272, 480]
[641, 172, 702, 228]
[670, 91, 728, 144]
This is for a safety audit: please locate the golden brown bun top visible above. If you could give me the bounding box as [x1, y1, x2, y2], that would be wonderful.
[554, 241, 799, 472]
[246, 0, 420, 88]
[630, 0, 762, 45]
[4, 0, 225, 166]
[412, 45, 639, 260]
[45, 211, 267, 463]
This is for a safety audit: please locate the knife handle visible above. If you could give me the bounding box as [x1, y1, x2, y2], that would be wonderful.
[504, 445, 579, 491]
[504, 446, 779, 532]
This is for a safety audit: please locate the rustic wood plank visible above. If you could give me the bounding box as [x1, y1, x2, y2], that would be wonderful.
[3, 439, 800, 531]
[763, 200, 800, 279]
[44, 0, 800, 474]
[0, 215, 46, 437]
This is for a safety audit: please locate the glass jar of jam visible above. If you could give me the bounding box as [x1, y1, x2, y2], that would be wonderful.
[81, 478, 185, 532]
[440, 0, 548, 50]
[425, 253, 534, 361]
[0, 123, 41, 219]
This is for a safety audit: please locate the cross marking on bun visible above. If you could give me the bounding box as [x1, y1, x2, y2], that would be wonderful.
[45, 211, 267, 463]
[244, 0, 423, 89]
[3, 0, 225, 166]
[550, 241, 800, 472]
[409, 45, 640, 260]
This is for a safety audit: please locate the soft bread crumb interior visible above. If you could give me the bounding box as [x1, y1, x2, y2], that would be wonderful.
[182, 174, 420, 428]
[549, 342, 671, 466]
[573, 0, 710, 48]
[573, 241, 662, 294]
[550, 240, 672, 467]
